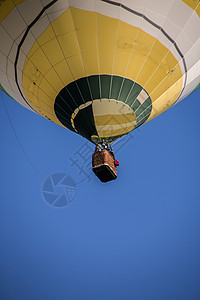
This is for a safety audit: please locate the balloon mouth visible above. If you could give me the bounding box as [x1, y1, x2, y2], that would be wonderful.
[71, 99, 136, 144]
[54, 75, 152, 143]
[91, 135, 122, 145]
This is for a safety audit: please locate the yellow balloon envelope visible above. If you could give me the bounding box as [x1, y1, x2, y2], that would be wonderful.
[0, 0, 200, 144]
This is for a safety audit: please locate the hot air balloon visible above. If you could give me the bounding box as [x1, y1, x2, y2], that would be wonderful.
[0, 0, 200, 182]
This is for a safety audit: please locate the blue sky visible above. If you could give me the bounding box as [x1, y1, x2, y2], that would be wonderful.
[0, 88, 200, 300]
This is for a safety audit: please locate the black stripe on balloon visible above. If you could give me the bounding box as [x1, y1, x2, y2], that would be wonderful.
[14, 0, 58, 112]
[100, 0, 187, 102]
[73, 104, 98, 141]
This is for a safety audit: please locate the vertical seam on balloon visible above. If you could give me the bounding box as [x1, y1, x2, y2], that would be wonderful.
[130, 45, 156, 110]
[130, 38, 157, 112]
[94, 3, 102, 140]
[108, 3, 121, 101]
[123, 0, 148, 107]
[39, 1, 81, 110]
[68, 4, 92, 104]
[116, 19, 143, 103]
[95, 3, 102, 102]
[67, 3, 101, 140]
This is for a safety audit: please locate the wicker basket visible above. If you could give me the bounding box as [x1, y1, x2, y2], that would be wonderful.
[92, 149, 117, 182]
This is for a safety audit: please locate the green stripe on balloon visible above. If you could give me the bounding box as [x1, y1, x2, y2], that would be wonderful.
[54, 75, 152, 143]
[193, 82, 200, 92]
[189, 82, 200, 96]
[0, 83, 15, 101]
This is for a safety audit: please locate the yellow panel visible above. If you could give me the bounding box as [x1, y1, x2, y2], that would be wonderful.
[67, 55, 85, 79]
[0, 0, 24, 22]
[97, 13, 119, 73]
[70, 7, 97, 29]
[148, 63, 182, 101]
[37, 25, 55, 47]
[99, 51, 115, 74]
[98, 25, 118, 52]
[57, 32, 80, 58]
[76, 28, 97, 55]
[42, 39, 64, 66]
[24, 42, 40, 61]
[182, 0, 200, 17]
[137, 40, 169, 87]
[68, 7, 99, 74]
[125, 54, 147, 82]
[54, 60, 74, 85]
[113, 23, 140, 75]
[113, 51, 131, 76]
[146, 77, 183, 123]
[22, 75, 40, 107]
[52, 8, 74, 35]
[27, 47, 52, 76]
[97, 11, 119, 28]
[126, 30, 156, 83]
[82, 52, 99, 75]
[38, 77, 57, 101]
[23, 60, 43, 88]
[44, 68, 63, 93]
[116, 20, 139, 55]
[22, 70, 63, 126]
